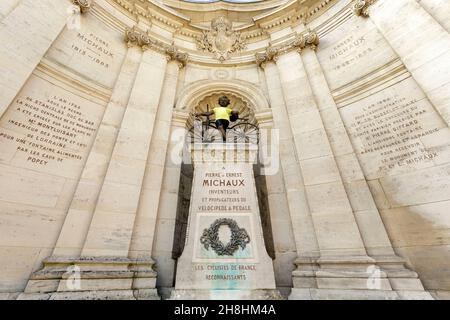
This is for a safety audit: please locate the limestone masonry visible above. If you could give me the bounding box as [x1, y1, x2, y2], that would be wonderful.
[0, 0, 449, 300]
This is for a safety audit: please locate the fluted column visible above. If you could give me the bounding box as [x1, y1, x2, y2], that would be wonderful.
[355, 0, 450, 126]
[81, 32, 169, 258]
[274, 44, 368, 260]
[129, 50, 188, 260]
[0, 0, 91, 118]
[256, 54, 320, 264]
[52, 45, 143, 257]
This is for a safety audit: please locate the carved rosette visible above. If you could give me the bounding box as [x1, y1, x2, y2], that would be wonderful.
[72, 0, 93, 13]
[196, 16, 247, 62]
[353, 0, 377, 17]
[125, 26, 188, 68]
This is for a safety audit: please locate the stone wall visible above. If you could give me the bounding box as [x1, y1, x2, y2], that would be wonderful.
[0, 0, 448, 299]
[314, 0, 450, 295]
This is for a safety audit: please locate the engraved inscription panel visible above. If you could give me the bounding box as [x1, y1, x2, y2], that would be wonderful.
[317, 16, 397, 90]
[45, 15, 126, 88]
[340, 77, 450, 179]
[0, 75, 104, 179]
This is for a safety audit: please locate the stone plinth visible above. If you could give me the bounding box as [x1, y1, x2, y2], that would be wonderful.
[171, 143, 281, 300]
[16, 257, 159, 300]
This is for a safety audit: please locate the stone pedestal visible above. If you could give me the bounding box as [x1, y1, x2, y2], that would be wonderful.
[16, 257, 159, 300]
[289, 255, 433, 300]
[171, 143, 281, 300]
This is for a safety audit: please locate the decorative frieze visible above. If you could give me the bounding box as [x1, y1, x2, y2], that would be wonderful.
[124, 26, 189, 68]
[196, 16, 247, 62]
[72, 0, 94, 13]
[353, 0, 378, 17]
[255, 30, 320, 68]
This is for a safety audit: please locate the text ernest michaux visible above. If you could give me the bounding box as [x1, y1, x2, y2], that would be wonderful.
[198, 172, 251, 212]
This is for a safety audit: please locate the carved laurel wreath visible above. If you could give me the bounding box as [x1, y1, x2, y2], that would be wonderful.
[200, 218, 250, 256]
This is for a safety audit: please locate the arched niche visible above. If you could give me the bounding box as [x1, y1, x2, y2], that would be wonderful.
[171, 79, 276, 262]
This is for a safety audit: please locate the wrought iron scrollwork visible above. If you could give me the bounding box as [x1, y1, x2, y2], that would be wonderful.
[200, 218, 250, 256]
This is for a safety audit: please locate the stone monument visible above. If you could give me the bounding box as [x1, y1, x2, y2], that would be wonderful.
[171, 143, 281, 299]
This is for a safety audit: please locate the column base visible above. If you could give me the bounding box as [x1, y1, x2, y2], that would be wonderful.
[289, 255, 434, 300]
[16, 256, 160, 300]
[170, 289, 283, 300]
[17, 289, 159, 300]
[289, 288, 432, 300]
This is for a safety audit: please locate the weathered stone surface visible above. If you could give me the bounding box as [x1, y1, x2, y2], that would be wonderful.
[0, 0, 448, 300]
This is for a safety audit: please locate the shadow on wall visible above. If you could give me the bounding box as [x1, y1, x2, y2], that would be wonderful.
[379, 202, 450, 294]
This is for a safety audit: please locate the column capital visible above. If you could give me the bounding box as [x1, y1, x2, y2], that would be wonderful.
[255, 30, 320, 68]
[255, 47, 278, 69]
[303, 29, 320, 51]
[72, 0, 94, 13]
[166, 45, 189, 69]
[352, 0, 378, 17]
[124, 26, 188, 67]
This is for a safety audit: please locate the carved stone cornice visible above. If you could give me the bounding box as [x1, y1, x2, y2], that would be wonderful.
[125, 26, 189, 68]
[255, 30, 320, 68]
[352, 0, 378, 17]
[72, 0, 94, 13]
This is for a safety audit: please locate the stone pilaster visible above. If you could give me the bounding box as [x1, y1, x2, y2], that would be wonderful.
[274, 44, 368, 259]
[0, 0, 72, 118]
[52, 46, 143, 257]
[17, 26, 177, 300]
[258, 58, 321, 288]
[151, 110, 189, 291]
[356, 0, 450, 126]
[129, 51, 188, 261]
[81, 35, 169, 258]
[255, 109, 299, 291]
[257, 31, 420, 299]
[300, 37, 431, 298]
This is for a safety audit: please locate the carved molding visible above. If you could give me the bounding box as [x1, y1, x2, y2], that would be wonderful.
[196, 16, 247, 62]
[124, 26, 189, 68]
[352, 0, 378, 17]
[72, 0, 94, 13]
[255, 29, 320, 68]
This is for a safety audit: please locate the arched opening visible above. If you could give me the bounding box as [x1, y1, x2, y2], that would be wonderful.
[170, 80, 276, 287]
